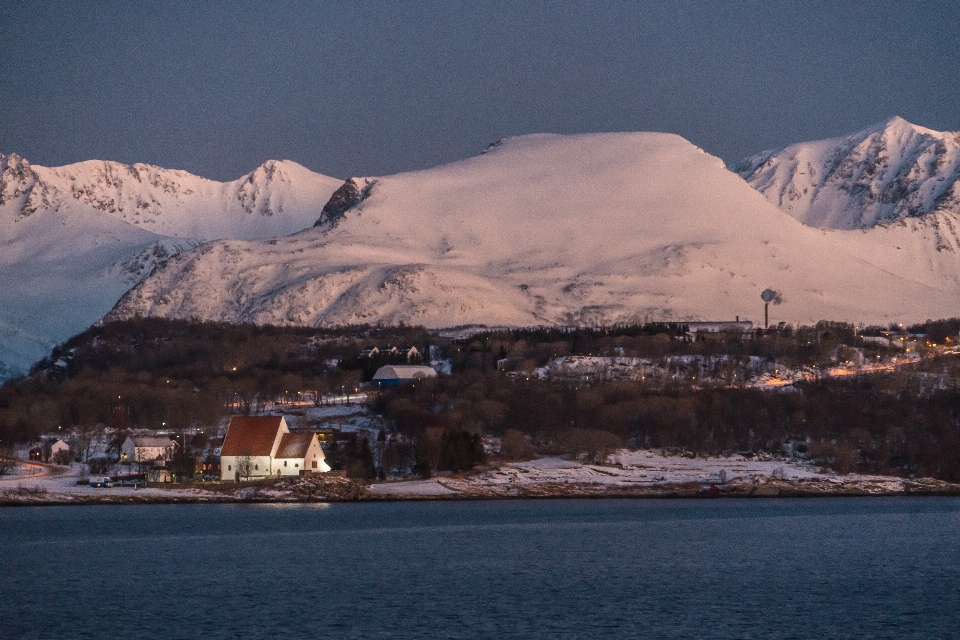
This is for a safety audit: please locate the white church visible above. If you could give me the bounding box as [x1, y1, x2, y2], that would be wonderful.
[220, 416, 330, 482]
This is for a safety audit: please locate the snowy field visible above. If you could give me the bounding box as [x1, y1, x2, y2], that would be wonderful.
[369, 450, 924, 497]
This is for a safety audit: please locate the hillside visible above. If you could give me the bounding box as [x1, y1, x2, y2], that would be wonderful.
[0, 153, 340, 378]
[107, 132, 960, 330]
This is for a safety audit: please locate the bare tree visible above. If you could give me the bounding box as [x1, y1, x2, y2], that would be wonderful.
[235, 452, 255, 481]
[0, 444, 16, 476]
[74, 422, 103, 463]
[52, 449, 72, 466]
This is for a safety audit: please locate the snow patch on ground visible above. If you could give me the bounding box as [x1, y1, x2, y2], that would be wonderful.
[366, 450, 917, 497]
[367, 480, 459, 496]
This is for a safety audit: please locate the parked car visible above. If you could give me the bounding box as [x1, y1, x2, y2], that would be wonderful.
[88, 476, 114, 488]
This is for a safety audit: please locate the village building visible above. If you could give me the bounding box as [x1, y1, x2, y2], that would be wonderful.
[30, 437, 72, 462]
[683, 321, 754, 341]
[48, 438, 70, 462]
[220, 416, 330, 482]
[371, 364, 437, 387]
[685, 321, 754, 335]
[120, 436, 177, 466]
[360, 345, 422, 362]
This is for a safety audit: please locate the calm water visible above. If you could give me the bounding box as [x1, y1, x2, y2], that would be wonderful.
[2, 498, 959, 639]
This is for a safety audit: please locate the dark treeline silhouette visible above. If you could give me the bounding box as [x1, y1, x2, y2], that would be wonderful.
[0, 319, 432, 444]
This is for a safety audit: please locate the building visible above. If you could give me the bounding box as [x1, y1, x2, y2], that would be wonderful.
[371, 364, 438, 387]
[120, 436, 176, 466]
[399, 346, 421, 363]
[685, 321, 754, 335]
[48, 438, 70, 462]
[220, 416, 330, 482]
[683, 321, 754, 341]
[360, 345, 421, 362]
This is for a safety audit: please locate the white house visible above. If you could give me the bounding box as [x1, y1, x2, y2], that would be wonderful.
[120, 436, 176, 466]
[47, 438, 70, 462]
[220, 416, 330, 482]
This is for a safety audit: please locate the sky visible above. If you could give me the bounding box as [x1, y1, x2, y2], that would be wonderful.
[2, 1, 959, 182]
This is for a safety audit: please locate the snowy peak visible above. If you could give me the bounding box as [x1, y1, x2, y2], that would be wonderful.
[0, 153, 342, 241]
[0, 153, 49, 220]
[734, 117, 960, 229]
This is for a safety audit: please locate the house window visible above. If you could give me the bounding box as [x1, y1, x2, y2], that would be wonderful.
[312, 461, 317, 469]
[284, 460, 288, 467]
[227, 465, 232, 471]
[295, 463, 299, 468]
[254, 464, 258, 470]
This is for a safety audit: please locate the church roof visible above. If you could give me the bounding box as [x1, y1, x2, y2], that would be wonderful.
[274, 433, 315, 459]
[221, 416, 285, 457]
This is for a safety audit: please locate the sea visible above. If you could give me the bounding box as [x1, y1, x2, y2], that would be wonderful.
[2, 497, 959, 639]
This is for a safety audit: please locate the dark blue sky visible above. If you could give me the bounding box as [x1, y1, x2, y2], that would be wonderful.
[2, 1, 959, 181]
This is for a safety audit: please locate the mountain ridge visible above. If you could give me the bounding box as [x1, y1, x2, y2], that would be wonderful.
[0, 153, 341, 378]
[734, 116, 960, 230]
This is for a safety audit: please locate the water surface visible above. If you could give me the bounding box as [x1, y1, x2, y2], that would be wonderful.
[2, 498, 958, 639]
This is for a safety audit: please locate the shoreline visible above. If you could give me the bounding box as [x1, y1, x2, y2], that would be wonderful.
[3, 476, 959, 507]
[5, 451, 960, 507]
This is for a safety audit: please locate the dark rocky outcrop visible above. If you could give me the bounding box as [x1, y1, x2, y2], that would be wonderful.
[314, 177, 376, 227]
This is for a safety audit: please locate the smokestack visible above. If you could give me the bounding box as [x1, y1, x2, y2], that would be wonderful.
[760, 289, 781, 330]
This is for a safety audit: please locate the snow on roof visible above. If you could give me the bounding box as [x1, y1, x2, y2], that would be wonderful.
[274, 433, 315, 459]
[221, 416, 286, 457]
[372, 365, 437, 380]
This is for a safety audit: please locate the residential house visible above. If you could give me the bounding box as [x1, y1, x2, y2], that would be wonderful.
[220, 416, 330, 482]
[120, 436, 177, 466]
[48, 438, 70, 463]
[400, 346, 421, 363]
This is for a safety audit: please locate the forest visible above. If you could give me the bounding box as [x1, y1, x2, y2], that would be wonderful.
[2, 317, 960, 481]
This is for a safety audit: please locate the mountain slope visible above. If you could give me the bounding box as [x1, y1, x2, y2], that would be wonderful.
[0, 153, 341, 378]
[734, 117, 960, 230]
[107, 132, 960, 330]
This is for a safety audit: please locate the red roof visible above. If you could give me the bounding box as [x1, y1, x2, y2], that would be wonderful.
[274, 433, 315, 459]
[221, 416, 284, 457]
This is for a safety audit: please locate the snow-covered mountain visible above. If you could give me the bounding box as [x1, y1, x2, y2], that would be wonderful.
[1, 153, 342, 240]
[734, 117, 960, 230]
[106, 132, 960, 332]
[0, 153, 341, 378]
